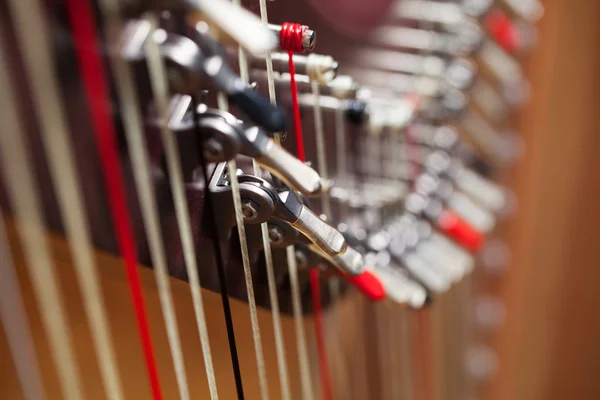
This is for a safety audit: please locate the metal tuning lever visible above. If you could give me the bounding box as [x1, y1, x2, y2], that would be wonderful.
[235, 181, 368, 277]
[184, 28, 288, 133]
[198, 108, 322, 196]
[160, 96, 321, 196]
[273, 189, 347, 257]
[121, 23, 286, 132]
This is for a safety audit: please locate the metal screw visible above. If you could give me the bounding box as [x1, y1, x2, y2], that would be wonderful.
[268, 225, 285, 245]
[204, 137, 224, 161]
[302, 28, 316, 52]
[241, 199, 259, 221]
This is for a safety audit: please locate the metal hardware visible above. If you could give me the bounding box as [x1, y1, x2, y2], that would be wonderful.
[266, 24, 316, 52]
[122, 26, 285, 132]
[241, 199, 261, 221]
[250, 53, 339, 84]
[367, 23, 483, 56]
[160, 98, 321, 195]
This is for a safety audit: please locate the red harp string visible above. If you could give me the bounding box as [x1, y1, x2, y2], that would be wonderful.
[280, 21, 333, 400]
[64, 0, 163, 398]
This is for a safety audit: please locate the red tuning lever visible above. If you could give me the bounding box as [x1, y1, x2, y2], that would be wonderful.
[436, 209, 485, 252]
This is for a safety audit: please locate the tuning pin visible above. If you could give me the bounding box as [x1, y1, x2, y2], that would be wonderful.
[401, 251, 452, 293]
[470, 78, 511, 125]
[385, 218, 453, 293]
[394, 0, 467, 28]
[251, 53, 339, 85]
[458, 108, 524, 166]
[267, 23, 317, 53]
[446, 190, 496, 233]
[352, 49, 448, 78]
[462, 0, 494, 18]
[445, 58, 478, 91]
[503, 0, 544, 23]
[478, 39, 531, 106]
[367, 23, 483, 56]
[450, 162, 508, 213]
[405, 192, 485, 252]
[415, 170, 497, 233]
[414, 220, 473, 281]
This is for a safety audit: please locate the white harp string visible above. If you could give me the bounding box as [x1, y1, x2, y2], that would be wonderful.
[252, 2, 294, 399]
[228, 157, 270, 400]
[229, 1, 271, 396]
[287, 245, 315, 400]
[6, 1, 125, 398]
[258, 0, 278, 121]
[0, 216, 46, 400]
[311, 82, 332, 217]
[258, 1, 313, 398]
[97, 2, 191, 398]
[0, 24, 83, 400]
[216, 89, 270, 399]
[144, 16, 219, 400]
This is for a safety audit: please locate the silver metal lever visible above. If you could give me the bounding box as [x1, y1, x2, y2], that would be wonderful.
[307, 244, 365, 276]
[198, 108, 322, 196]
[242, 126, 322, 196]
[121, 24, 285, 132]
[274, 191, 346, 256]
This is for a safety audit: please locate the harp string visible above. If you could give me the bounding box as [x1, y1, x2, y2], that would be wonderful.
[329, 102, 352, 399]
[310, 78, 339, 400]
[215, 89, 270, 398]
[72, 0, 172, 397]
[257, 4, 314, 399]
[284, 35, 333, 400]
[0, 214, 46, 400]
[194, 94, 246, 399]
[251, 2, 294, 400]
[225, 1, 270, 396]
[228, 157, 270, 400]
[311, 82, 331, 217]
[89, 1, 194, 397]
[0, 25, 83, 400]
[144, 15, 219, 400]
[347, 92, 369, 400]
[8, 0, 129, 397]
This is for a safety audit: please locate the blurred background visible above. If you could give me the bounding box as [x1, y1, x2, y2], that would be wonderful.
[482, 0, 600, 399]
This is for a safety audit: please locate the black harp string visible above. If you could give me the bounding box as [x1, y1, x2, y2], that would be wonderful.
[347, 100, 372, 400]
[192, 96, 246, 400]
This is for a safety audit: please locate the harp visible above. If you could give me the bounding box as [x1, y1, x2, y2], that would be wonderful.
[0, 0, 543, 399]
